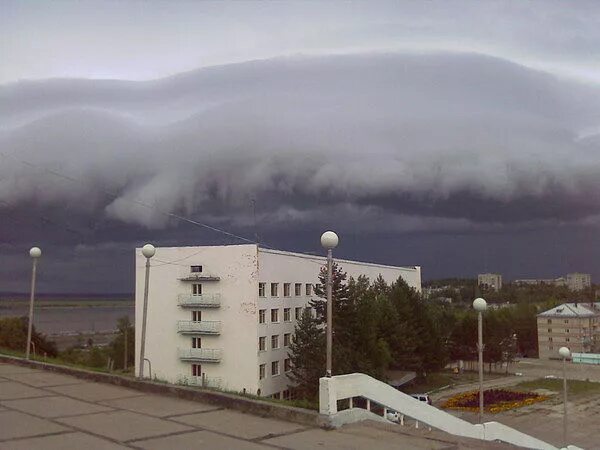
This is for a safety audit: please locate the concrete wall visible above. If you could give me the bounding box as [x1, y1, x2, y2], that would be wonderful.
[135, 244, 260, 394]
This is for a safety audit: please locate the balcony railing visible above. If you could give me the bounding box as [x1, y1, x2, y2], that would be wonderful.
[178, 348, 222, 362]
[185, 375, 223, 388]
[177, 293, 221, 308]
[177, 320, 221, 335]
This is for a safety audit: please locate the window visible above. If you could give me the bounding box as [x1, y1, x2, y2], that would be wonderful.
[192, 337, 201, 348]
[259, 336, 266, 351]
[547, 319, 552, 324]
[259, 309, 266, 324]
[282, 389, 291, 400]
[564, 320, 569, 324]
[284, 308, 291, 322]
[192, 283, 202, 296]
[315, 284, 322, 292]
[284, 283, 291, 297]
[284, 358, 292, 372]
[295, 307, 302, 320]
[271, 361, 280, 376]
[259, 364, 266, 380]
[271, 283, 279, 297]
[566, 337, 570, 342]
[259, 282, 266, 297]
[271, 308, 279, 323]
[192, 310, 202, 322]
[305, 283, 312, 296]
[304, 306, 312, 317]
[284, 333, 291, 347]
[191, 265, 203, 273]
[566, 329, 570, 333]
[271, 392, 281, 399]
[549, 337, 553, 342]
[295, 283, 302, 296]
[192, 364, 202, 376]
[548, 328, 552, 333]
[271, 335, 279, 349]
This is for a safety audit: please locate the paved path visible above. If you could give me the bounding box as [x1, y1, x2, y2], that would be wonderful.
[0, 362, 515, 449]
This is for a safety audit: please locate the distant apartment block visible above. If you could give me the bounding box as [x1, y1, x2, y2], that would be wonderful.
[135, 244, 421, 399]
[515, 273, 591, 292]
[477, 273, 502, 291]
[537, 302, 600, 359]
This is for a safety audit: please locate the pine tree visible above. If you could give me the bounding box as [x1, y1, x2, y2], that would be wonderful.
[288, 308, 325, 400]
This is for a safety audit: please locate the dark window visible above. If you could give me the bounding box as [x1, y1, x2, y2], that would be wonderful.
[191, 265, 203, 273]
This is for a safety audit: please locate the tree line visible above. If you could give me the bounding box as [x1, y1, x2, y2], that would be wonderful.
[289, 265, 543, 400]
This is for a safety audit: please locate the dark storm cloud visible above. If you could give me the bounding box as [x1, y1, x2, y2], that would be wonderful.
[2, 52, 600, 235]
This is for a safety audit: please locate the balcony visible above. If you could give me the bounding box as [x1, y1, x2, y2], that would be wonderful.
[178, 348, 222, 362]
[179, 274, 220, 282]
[178, 293, 221, 308]
[186, 375, 223, 389]
[177, 320, 221, 335]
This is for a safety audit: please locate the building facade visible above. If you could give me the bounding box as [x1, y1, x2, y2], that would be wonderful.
[537, 303, 600, 359]
[515, 273, 591, 292]
[477, 273, 502, 291]
[135, 244, 421, 399]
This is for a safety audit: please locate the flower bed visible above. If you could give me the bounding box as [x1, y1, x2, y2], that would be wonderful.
[442, 388, 548, 413]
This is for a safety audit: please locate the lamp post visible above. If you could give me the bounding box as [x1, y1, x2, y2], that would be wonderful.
[559, 346, 570, 447]
[321, 231, 339, 378]
[473, 297, 487, 423]
[25, 247, 42, 359]
[138, 243, 155, 379]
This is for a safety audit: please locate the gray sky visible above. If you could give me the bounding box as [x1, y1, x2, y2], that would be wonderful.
[1, 1, 599, 292]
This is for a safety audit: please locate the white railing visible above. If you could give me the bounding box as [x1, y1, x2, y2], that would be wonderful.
[186, 374, 223, 388]
[178, 348, 222, 362]
[177, 293, 221, 308]
[177, 320, 221, 334]
[320, 373, 561, 450]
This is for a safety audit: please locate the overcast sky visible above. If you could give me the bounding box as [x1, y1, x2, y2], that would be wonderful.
[1, 1, 599, 293]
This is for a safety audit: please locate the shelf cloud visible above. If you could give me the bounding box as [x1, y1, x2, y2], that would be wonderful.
[1, 52, 600, 236]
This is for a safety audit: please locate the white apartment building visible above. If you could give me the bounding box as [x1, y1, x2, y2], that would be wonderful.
[477, 273, 502, 291]
[135, 244, 421, 399]
[566, 273, 592, 292]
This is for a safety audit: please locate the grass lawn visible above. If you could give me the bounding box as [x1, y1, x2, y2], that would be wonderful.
[515, 378, 600, 395]
[402, 370, 505, 394]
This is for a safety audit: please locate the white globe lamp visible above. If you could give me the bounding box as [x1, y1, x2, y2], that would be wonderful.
[559, 347, 571, 359]
[320, 231, 339, 250]
[473, 297, 487, 312]
[141, 244, 156, 259]
[29, 247, 42, 258]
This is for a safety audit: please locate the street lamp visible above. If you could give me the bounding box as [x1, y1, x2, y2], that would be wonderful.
[559, 346, 570, 447]
[473, 297, 487, 423]
[138, 243, 155, 379]
[321, 231, 339, 378]
[25, 247, 42, 360]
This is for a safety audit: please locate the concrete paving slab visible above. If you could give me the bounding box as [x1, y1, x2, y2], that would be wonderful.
[46, 382, 145, 402]
[100, 394, 220, 417]
[131, 430, 272, 450]
[1, 371, 86, 387]
[56, 410, 194, 441]
[0, 432, 130, 450]
[1, 396, 114, 418]
[0, 365, 41, 375]
[0, 382, 50, 400]
[264, 428, 448, 450]
[0, 410, 69, 441]
[173, 409, 306, 440]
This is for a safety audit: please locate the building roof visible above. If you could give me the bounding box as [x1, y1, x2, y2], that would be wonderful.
[538, 302, 600, 318]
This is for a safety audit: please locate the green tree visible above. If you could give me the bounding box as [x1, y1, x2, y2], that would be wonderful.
[288, 308, 325, 400]
[0, 316, 57, 357]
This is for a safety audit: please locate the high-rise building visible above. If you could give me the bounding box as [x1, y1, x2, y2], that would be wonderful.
[135, 244, 421, 399]
[566, 273, 592, 292]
